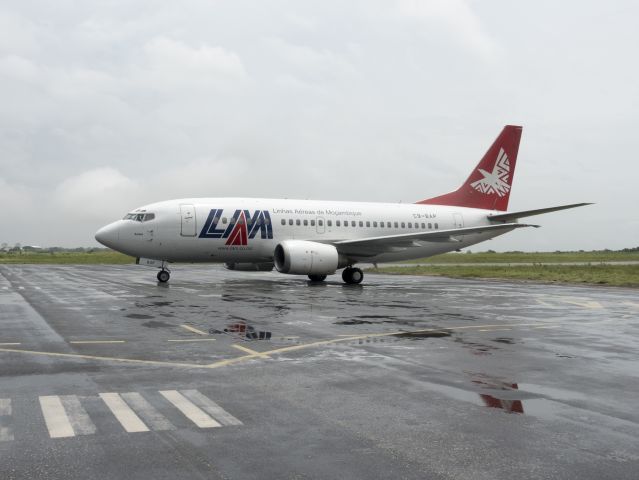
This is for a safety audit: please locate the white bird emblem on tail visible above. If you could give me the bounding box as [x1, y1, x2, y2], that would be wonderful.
[470, 148, 510, 197]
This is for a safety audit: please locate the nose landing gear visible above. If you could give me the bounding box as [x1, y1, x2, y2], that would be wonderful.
[157, 268, 170, 283]
[342, 266, 363, 285]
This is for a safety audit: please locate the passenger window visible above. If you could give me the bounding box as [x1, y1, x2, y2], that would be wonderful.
[265, 218, 270, 225]
[222, 217, 227, 224]
[296, 219, 301, 226]
[359, 221, 363, 227]
[379, 222, 383, 228]
[281, 219, 286, 225]
[288, 219, 294, 225]
[435, 223, 439, 229]
[327, 220, 332, 227]
[421, 223, 425, 229]
[366, 221, 370, 227]
[428, 222, 432, 229]
[311, 220, 315, 226]
[344, 221, 348, 227]
[351, 221, 356, 227]
[407, 222, 412, 228]
[336, 220, 341, 227]
[238, 218, 245, 225]
[401, 222, 405, 228]
[394, 222, 398, 228]
[303, 219, 308, 226]
[318, 220, 324, 226]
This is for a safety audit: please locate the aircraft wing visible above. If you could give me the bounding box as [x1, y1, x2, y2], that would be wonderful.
[332, 223, 536, 257]
[487, 203, 592, 222]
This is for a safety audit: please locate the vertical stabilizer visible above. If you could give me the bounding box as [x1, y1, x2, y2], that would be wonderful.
[417, 125, 522, 211]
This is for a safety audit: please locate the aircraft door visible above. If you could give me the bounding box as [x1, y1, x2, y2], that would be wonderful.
[453, 213, 464, 228]
[316, 217, 325, 234]
[180, 204, 197, 236]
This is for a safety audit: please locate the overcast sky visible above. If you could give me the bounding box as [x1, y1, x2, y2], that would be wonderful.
[1, 0, 637, 250]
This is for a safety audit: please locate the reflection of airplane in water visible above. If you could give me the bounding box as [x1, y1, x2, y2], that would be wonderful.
[473, 378, 524, 414]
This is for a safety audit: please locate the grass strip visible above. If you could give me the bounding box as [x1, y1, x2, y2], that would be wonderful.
[0, 251, 135, 264]
[370, 264, 639, 287]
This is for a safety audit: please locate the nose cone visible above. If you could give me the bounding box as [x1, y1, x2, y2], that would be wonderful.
[95, 222, 120, 249]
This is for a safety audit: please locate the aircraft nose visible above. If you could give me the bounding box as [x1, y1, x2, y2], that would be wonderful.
[95, 222, 120, 249]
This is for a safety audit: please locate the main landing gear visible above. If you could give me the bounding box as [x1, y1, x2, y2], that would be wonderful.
[342, 266, 363, 285]
[157, 268, 170, 283]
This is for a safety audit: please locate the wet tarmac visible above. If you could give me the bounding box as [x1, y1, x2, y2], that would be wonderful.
[0, 264, 638, 479]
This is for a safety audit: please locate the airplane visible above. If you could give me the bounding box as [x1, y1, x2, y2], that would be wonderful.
[95, 125, 590, 285]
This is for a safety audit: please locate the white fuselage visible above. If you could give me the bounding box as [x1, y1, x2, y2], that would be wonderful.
[96, 197, 504, 264]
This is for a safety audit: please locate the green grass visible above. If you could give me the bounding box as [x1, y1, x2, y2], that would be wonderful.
[370, 264, 639, 287]
[402, 250, 639, 264]
[0, 251, 135, 264]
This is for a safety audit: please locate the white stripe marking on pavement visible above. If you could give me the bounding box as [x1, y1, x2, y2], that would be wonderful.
[0, 399, 14, 442]
[60, 395, 96, 435]
[39, 396, 75, 438]
[120, 392, 175, 431]
[99, 393, 149, 433]
[182, 390, 242, 426]
[159, 390, 221, 428]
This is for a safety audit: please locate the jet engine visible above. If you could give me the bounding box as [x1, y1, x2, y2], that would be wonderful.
[224, 262, 274, 272]
[273, 240, 342, 275]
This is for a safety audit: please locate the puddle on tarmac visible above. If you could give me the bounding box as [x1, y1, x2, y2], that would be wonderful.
[142, 320, 173, 328]
[394, 330, 451, 339]
[335, 319, 374, 325]
[209, 321, 272, 341]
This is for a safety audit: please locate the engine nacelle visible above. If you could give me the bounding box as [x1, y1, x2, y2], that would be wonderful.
[225, 262, 274, 272]
[274, 240, 340, 275]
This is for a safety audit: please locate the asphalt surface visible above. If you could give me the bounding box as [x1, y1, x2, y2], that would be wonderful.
[0, 264, 638, 480]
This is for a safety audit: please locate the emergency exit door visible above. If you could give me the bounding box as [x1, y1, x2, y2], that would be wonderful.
[180, 204, 197, 236]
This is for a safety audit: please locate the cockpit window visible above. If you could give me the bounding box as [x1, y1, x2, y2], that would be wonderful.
[123, 213, 155, 222]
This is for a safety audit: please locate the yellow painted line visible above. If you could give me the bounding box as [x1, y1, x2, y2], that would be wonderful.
[231, 344, 270, 358]
[0, 342, 21, 346]
[69, 340, 126, 344]
[478, 328, 511, 332]
[0, 347, 207, 369]
[167, 338, 217, 343]
[180, 324, 208, 336]
[337, 334, 361, 337]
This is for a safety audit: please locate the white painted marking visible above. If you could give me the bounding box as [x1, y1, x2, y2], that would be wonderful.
[39, 396, 75, 438]
[1, 286, 8, 290]
[159, 390, 221, 428]
[182, 390, 242, 426]
[0, 398, 14, 442]
[0, 343, 21, 346]
[18, 286, 24, 290]
[60, 395, 96, 435]
[99, 393, 149, 433]
[120, 392, 174, 431]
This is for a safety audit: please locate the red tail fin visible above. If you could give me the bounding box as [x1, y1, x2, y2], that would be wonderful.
[416, 125, 522, 211]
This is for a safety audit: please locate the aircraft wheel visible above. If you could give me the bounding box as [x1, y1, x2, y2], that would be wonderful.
[308, 274, 327, 282]
[157, 270, 170, 283]
[342, 267, 364, 285]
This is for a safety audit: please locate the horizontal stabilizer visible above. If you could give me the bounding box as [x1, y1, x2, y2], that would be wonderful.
[488, 203, 593, 222]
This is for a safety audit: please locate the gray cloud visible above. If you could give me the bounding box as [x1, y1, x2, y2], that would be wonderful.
[0, 0, 636, 250]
